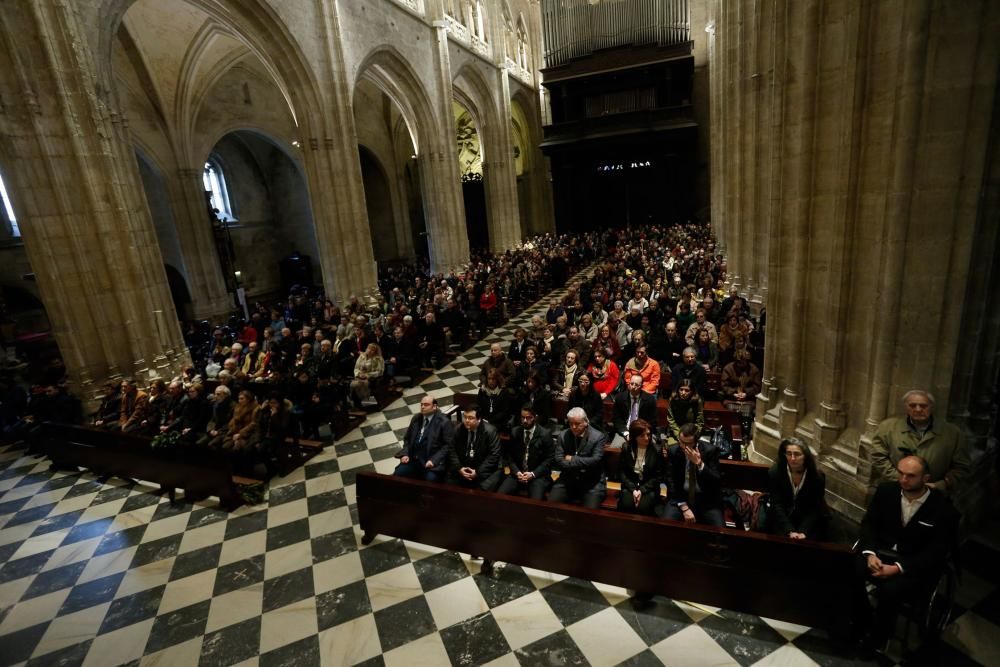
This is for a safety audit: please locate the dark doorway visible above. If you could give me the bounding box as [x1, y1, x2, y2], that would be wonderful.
[163, 264, 193, 321]
[462, 176, 488, 251]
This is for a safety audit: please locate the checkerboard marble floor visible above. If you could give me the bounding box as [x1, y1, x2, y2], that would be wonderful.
[1, 272, 996, 666]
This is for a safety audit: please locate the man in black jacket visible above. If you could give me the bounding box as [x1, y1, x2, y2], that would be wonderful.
[497, 404, 553, 500]
[394, 395, 453, 482]
[447, 403, 502, 491]
[663, 423, 723, 526]
[855, 455, 959, 652]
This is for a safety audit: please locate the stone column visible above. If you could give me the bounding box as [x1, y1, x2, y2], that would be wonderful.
[311, 0, 380, 303]
[0, 0, 189, 396]
[525, 0, 557, 237]
[423, 20, 472, 273]
[481, 68, 524, 252]
[168, 168, 232, 318]
[711, 0, 1000, 522]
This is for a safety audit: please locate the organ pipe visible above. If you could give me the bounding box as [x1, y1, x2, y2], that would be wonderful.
[542, 0, 690, 67]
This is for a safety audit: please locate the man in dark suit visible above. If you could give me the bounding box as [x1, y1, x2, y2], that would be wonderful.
[394, 395, 453, 482]
[550, 407, 607, 509]
[447, 403, 502, 491]
[855, 455, 959, 652]
[612, 374, 658, 439]
[498, 404, 553, 500]
[663, 423, 723, 526]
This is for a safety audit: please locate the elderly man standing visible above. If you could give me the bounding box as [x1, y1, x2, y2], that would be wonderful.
[870, 390, 970, 496]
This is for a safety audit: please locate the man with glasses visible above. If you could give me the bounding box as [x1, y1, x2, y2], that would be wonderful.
[394, 395, 453, 482]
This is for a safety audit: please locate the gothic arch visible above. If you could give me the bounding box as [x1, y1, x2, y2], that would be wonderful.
[98, 0, 324, 140]
[453, 63, 499, 147]
[354, 46, 438, 157]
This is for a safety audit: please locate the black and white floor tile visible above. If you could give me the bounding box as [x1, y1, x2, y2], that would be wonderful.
[0, 272, 995, 666]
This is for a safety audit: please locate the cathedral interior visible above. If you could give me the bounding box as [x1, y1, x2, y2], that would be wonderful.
[0, 0, 998, 665]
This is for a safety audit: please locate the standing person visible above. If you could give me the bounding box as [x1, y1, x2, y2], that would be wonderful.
[855, 456, 959, 655]
[497, 404, 553, 500]
[394, 395, 453, 481]
[870, 390, 970, 496]
[767, 437, 827, 540]
[618, 419, 665, 516]
[550, 408, 607, 509]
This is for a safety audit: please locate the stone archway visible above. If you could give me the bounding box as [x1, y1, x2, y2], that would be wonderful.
[355, 45, 469, 273]
[201, 129, 320, 297]
[453, 63, 521, 252]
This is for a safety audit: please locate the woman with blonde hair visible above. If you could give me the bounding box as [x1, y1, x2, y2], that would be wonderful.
[351, 343, 385, 407]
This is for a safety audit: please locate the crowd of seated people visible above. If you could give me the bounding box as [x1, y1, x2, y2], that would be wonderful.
[455, 222, 763, 445]
[165, 231, 604, 439]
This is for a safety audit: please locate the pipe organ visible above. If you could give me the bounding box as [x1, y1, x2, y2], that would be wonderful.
[542, 0, 690, 68]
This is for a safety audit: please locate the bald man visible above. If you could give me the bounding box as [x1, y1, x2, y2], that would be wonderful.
[855, 455, 959, 653]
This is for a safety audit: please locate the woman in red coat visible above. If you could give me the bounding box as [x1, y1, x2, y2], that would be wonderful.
[587, 348, 620, 399]
[478, 284, 499, 336]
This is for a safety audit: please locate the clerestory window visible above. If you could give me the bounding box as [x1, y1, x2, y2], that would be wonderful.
[203, 158, 236, 222]
[0, 171, 20, 238]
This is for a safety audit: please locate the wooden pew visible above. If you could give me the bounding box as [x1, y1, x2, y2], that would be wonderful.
[356, 472, 855, 638]
[39, 423, 243, 510]
[601, 447, 767, 511]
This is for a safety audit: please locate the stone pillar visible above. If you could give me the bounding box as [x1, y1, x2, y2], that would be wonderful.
[712, 0, 1000, 522]
[0, 0, 189, 395]
[481, 68, 524, 252]
[311, 0, 380, 303]
[423, 20, 472, 273]
[525, 0, 557, 237]
[168, 168, 232, 318]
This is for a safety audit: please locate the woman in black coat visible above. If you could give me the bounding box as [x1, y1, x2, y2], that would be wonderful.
[618, 418, 665, 516]
[767, 437, 827, 540]
[568, 373, 605, 432]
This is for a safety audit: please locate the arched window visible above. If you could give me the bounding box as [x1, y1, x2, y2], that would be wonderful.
[474, 0, 487, 41]
[0, 171, 20, 238]
[464, 0, 487, 41]
[203, 158, 235, 221]
[516, 19, 529, 70]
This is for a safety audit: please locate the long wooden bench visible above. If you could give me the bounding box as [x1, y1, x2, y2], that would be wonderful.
[356, 472, 855, 639]
[39, 423, 243, 510]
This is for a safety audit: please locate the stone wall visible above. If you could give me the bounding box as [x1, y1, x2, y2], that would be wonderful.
[709, 0, 1000, 521]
